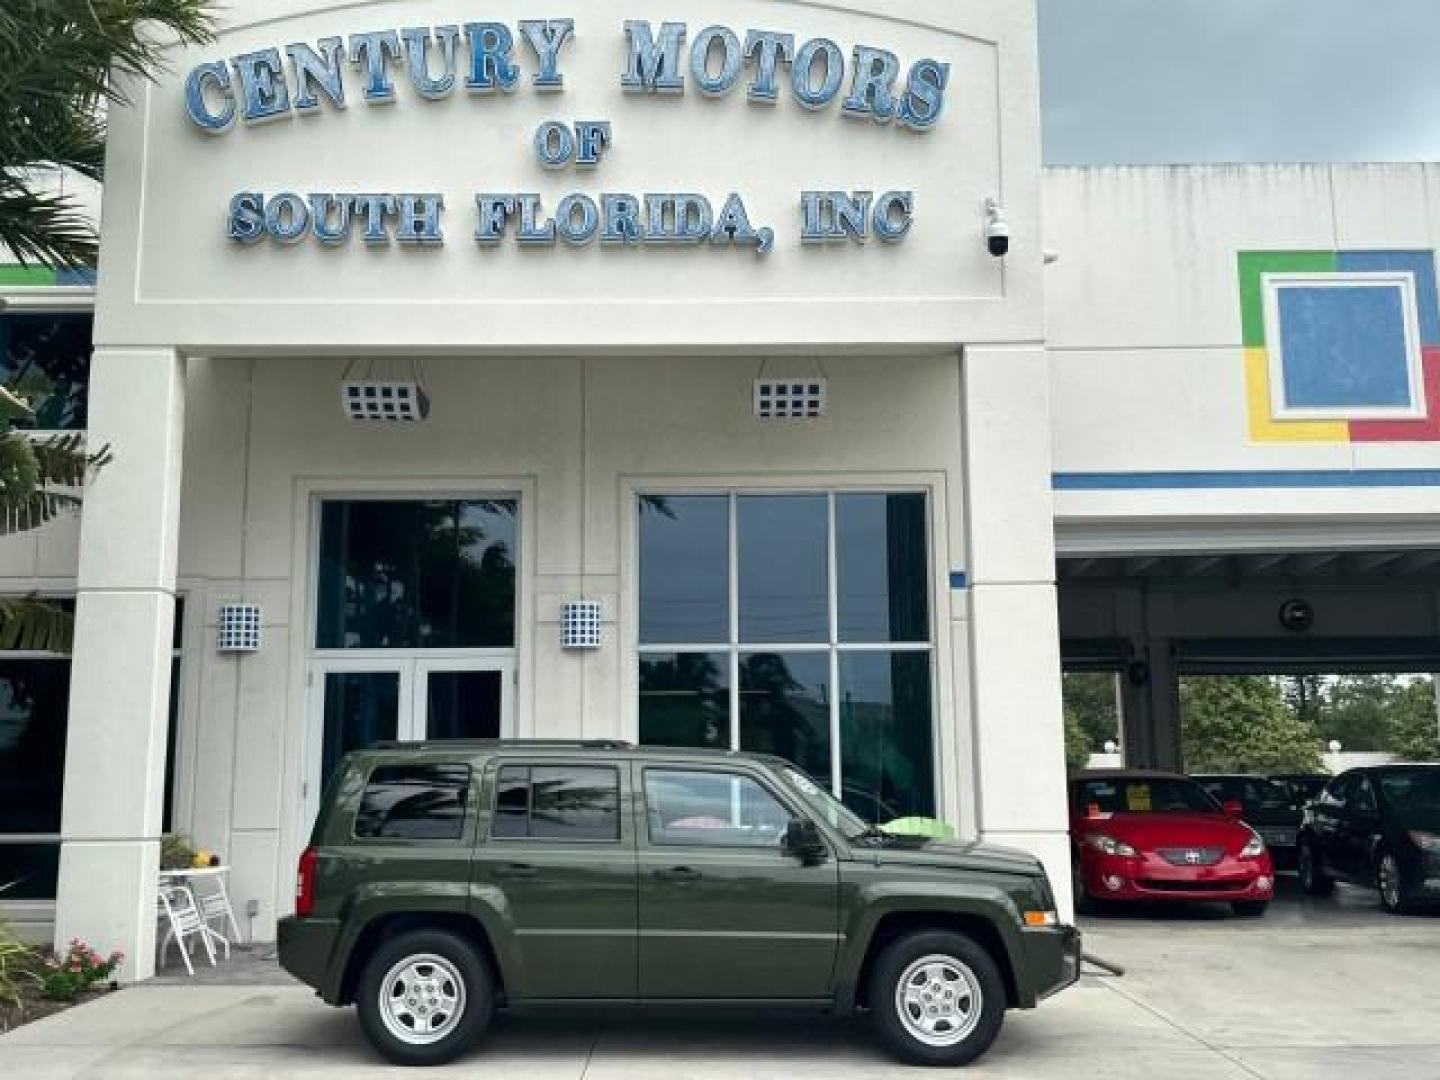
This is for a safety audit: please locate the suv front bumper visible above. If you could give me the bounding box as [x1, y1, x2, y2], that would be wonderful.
[1019, 923, 1082, 1007]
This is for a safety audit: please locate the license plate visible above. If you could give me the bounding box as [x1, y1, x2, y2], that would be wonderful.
[1259, 828, 1296, 847]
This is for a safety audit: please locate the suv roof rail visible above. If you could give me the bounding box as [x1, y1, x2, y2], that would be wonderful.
[368, 739, 635, 752]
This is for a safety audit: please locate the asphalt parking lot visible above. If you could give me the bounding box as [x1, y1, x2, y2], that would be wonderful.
[2, 880, 1436, 1079]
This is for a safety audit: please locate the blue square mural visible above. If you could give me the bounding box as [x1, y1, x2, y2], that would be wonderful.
[1276, 285, 1413, 409]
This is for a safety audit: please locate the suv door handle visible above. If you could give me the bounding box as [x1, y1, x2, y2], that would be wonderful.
[654, 866, 702, 883]
[496, 863, 539, 879]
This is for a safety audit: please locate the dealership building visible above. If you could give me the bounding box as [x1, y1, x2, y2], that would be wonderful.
[2, 1, 1439, 976]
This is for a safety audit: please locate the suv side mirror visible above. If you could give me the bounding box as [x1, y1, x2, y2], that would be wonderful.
[783, 818, 828, 865]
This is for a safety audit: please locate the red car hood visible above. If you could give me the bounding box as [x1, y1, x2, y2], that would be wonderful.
[1075, 811, 1253, 852]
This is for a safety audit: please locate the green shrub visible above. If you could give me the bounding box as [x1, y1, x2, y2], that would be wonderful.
[0, 916, 38, 1012]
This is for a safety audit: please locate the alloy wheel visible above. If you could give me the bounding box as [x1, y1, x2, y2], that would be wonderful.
[893, 954, 984, 1048]
[378, 953, 467, 1046]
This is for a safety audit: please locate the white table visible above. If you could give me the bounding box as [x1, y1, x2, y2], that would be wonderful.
[158, 866, 241, 959]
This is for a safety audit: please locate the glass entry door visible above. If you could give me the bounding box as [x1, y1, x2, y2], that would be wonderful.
[305, 656, 513, 825]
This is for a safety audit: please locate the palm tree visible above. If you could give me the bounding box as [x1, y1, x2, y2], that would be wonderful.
[0, 1, 214, 650]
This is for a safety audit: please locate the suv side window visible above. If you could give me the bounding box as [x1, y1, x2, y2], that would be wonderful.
[355, 764, 471, 840]
[492, 764, 621, 842]
[644, 769, 792, 848]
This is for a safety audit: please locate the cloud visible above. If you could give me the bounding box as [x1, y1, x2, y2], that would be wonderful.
[1040, 0, 1440, 163]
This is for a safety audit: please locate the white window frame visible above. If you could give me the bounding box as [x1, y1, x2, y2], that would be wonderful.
[631, 487, 938, 814]
[1262, 271, 1427, 421]
[299, 490, 527, 830]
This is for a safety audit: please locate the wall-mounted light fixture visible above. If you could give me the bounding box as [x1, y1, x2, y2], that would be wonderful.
[217, 603, 262, 653]
[753, 378, 828, 420]
[561, 601, 603, 650]
[340, 359, 430, 422]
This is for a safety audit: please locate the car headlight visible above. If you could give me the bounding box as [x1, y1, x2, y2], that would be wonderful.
[1240, 833, 1266, 859]
[1410, 831, 1440, 853]
[1084, 833, 1138, 857]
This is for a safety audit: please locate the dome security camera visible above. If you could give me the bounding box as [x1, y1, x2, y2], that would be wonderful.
[984, 198, 1010, 258]
[1278, 598, 1315, 634]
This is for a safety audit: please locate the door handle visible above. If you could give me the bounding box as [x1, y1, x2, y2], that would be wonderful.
[654, 866, 702, 883]
[496, 863, 539, 879]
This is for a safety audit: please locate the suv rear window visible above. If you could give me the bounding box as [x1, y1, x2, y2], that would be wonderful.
[356, 764, 471, 840]
[492, 765, 620, 841]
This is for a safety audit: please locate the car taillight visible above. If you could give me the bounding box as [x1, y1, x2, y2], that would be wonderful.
[295, 847, 318, 917]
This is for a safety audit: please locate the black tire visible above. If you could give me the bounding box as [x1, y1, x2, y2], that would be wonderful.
[1231, 900, 1269, 918]
[355, 929, 493, 1066]
[868, 930, 1007, 1068]
[1297, 838, 1335, 897]
[1376, 849, 1413, 915]
[1072, 851, 1099, 916]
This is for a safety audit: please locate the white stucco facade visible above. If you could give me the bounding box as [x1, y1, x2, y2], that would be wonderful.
[7, 5, 1440, 979]
[0, 0, 1077, 975]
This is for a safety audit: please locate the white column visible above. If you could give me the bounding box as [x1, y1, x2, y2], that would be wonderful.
[55, 348, 185, 982]
[961, 345, 1072, 918]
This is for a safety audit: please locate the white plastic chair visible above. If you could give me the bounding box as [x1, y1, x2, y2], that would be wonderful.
[157, 885, 217, 976]
[191, 874, 242, 957]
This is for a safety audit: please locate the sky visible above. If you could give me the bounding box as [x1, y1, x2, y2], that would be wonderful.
[1039, 0, 1440, 165]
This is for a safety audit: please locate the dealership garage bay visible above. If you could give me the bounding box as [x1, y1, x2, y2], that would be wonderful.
[1058, 528, 1440, 926]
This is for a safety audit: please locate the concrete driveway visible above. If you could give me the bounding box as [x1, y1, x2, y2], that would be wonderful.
[3, 886, 1437, 1079]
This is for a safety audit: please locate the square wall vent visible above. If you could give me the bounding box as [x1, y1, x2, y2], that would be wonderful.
[561, 601, 603, 651]
[754, 378, 827, 420]
[341, 380, 431, 423]
[217, 603, 262, 653]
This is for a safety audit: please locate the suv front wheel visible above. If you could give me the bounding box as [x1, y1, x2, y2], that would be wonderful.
[355, 929, 494, 1066]
[869, 930, 1006, 1067]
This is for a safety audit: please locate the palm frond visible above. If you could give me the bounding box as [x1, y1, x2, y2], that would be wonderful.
[0, 430, 106, 534]
[0, 596, 73, 652]
[0, 0, 216, 270]
[0, 178, 98, 270]
[31, 432, 110, 486]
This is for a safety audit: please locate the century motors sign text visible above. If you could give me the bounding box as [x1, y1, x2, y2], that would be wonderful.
[183, 19, 951, 256]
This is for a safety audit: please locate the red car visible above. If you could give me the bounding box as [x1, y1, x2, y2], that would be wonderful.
[1069, 770, 1275, 917]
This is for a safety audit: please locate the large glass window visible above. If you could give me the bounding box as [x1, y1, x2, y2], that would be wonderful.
[637, 492, 936, 823]
[316, 500, 517, 650]
[0, 311, 92, 431]
[0, 599, 183, 900]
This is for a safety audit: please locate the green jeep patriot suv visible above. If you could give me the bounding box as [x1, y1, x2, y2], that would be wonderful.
[278, 741, 1079, 1067]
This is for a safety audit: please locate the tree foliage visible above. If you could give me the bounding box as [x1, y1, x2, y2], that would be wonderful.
[1383, 679, 1439, 763]
[1180, 676, 1324, 774]
[1062, 672, 1121, 765]
[1, 0, 214, 268]
[1063, 708, 1092, 773]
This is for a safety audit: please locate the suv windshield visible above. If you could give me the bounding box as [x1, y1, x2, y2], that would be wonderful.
[1078, 777, 1220, 815]
[1378, 770, 1440, 826]
[778, 767, 872, 839]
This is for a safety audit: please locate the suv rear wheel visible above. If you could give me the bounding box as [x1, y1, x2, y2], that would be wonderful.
[868, 930, 1006, 1067]
[355, 929, 493, 1066]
